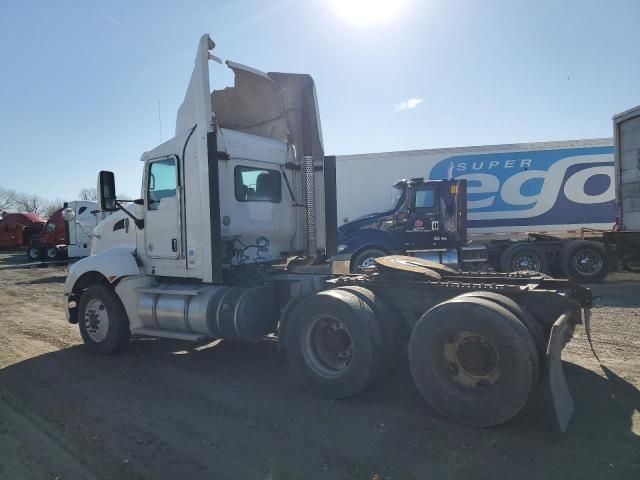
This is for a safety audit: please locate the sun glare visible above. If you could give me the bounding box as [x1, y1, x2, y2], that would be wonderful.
[329, 0, 409, 27]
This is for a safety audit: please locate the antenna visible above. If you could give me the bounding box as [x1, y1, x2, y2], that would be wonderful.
[158, 99, 162, 142]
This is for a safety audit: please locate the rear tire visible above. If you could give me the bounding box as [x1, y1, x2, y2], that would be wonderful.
[562, 240, 609, 283]
[351, 248, 387, 273]
[27, 246, 41, 261]
[44, 246, 60, 260]
[78, 284, 131, 354]
[500, 243, 549, 274]
[454, 292, 543, 383]
[409, 296, 536, 427]
[284, 289, 382, 399]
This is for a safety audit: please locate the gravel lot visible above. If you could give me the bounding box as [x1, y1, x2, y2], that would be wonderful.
[0, 250, 638, 479]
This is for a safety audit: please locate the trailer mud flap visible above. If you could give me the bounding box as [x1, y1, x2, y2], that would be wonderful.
[546, 313, 574, 433]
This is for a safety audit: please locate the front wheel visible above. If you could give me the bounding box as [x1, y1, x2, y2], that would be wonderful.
[351, 248, 387, 273]
[44, 246, 60, 260]
[78, 284, 131, 354]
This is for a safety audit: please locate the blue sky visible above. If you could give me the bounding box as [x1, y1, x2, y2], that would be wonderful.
[1, 0, 639, 201]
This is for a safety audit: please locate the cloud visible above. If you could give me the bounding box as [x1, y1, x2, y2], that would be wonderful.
[394, 97, 423, 112]
[97, 11, 124, 27]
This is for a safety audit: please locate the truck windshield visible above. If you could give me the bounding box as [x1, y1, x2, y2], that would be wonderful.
[389, 188, 404, 211]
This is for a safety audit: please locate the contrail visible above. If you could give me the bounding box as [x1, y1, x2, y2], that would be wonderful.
[97, 11, 124, 27]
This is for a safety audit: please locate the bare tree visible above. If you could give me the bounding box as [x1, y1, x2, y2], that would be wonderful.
[15, 193, 47, 216]
[0, 186, 17, 211]
[79, 187, 98, 201]
[43, 199, 65, 217]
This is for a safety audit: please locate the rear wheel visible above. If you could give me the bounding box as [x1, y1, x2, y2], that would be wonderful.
[500, 243, 549, 274]
[78, 284, 131, 354]
[44, 246, 60, 260]
[27, 246, 41, 261]
[351, 248, 387, 273]
[285, 289, 382, 399]
[409, 296, 536, 427]
[562, 240, 609, 283]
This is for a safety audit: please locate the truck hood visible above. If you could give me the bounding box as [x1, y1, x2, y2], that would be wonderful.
[338, 210, 391, 238]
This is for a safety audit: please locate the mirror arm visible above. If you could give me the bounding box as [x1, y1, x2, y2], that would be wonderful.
[115, 200, 144, 229]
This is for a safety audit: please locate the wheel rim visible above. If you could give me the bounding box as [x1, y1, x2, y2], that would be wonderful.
[572, 248, 602, 276]
[360, 257, 377, 268]
[83, 298, 109, 342]
[443, 330, 500, 388]
[28, 248, 39, 259]
[303, 314, 354, 378]
[512, 252, 541, 272]
[46, 247, 57, 259]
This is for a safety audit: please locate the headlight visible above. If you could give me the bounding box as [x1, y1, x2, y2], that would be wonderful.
[337, 244, 347, 252]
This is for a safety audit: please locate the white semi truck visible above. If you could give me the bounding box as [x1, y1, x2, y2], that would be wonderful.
[64, 34, 593, 432]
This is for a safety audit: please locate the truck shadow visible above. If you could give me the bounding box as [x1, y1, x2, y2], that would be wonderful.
[1, 339, 638, 479]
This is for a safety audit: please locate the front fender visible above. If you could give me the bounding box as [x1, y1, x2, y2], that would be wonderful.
[64, 246, 141, 295]
[339, 228, 402, 255]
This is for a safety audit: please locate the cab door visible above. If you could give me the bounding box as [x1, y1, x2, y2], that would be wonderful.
[144, 156, 181, 258]
[394, 184, 440, 250]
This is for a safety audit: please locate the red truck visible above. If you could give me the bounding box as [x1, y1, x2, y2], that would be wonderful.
[0, 212, 45, 250]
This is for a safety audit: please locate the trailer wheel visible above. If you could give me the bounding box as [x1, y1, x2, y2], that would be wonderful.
[500, 244, 549, 274]
[44, 246, 60, 260]
[27, 246, 41, 261]
[285, 289, 381, 399]
[78, 284, 131, 354]
[351, 248, 387, 272]
[409, 297, 535, 427]
[336, 286, 402, 375]
[454, 292, 543, 383]
[562, 240, 609, 283]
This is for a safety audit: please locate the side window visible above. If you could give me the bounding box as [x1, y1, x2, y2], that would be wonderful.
[415, 188, 436, 209]
[78, 206, 87, 215]
[147, 157, 177, 211]
[234, 166, 282, 203]
[113, 218, 126, 231]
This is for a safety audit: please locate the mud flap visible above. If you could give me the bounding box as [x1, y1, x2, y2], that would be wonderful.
[546, 313, 574, 433]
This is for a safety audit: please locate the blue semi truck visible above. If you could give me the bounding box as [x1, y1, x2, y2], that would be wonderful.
[335, 139, 621, 282]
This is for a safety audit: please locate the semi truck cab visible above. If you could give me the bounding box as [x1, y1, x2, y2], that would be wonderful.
[338, 178, 486, 271]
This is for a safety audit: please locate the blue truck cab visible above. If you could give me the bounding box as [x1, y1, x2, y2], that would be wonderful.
[337, 178, 471, 271]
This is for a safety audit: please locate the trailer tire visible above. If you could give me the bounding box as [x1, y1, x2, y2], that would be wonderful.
[351, 248, 387, 272]
[452, 293, 543, 383]
[285, 289, 381, 399]
[562, 240, 609, 283]
[78, 284, 131, 354]
[27, 246, 41, 261]
[44, 246, 60, 260]
[336, 286, 402, 375]
[500, 243, 549, 274]
[409, 297, 535, 427]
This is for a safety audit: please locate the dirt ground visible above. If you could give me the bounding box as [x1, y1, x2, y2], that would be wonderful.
[0, 250, 638, 480]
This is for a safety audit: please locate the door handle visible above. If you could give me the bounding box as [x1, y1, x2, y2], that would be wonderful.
[432, 220, 439, 230]
[172, 238, 177, 252]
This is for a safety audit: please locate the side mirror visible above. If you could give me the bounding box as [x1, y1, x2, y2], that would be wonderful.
[98, 171, 118, 211]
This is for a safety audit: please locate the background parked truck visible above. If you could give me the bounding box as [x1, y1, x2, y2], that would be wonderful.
[336, 138, 622, 281]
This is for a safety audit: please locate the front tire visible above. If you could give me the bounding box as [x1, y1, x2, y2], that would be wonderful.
[78, 284, 131, 354]
[44, 246, 60, 260]
[351, 248, 387, 273]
